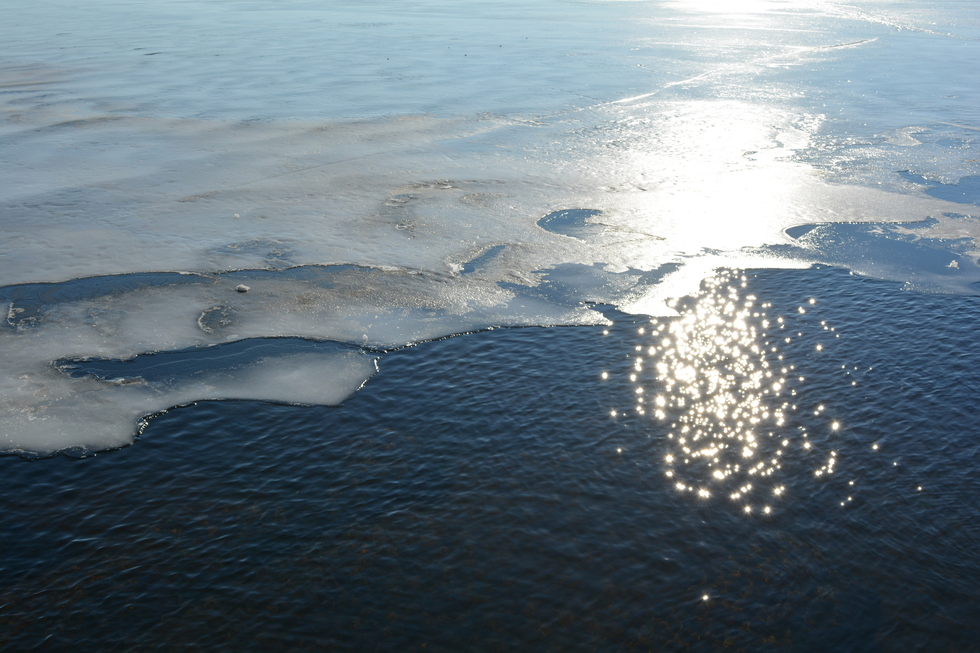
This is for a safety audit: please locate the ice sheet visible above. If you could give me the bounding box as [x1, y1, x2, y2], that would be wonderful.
[2, 0, 978, 454]
[0, 344, 379, 456]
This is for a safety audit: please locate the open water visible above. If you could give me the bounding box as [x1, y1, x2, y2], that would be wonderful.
[2, 0, 979, 650]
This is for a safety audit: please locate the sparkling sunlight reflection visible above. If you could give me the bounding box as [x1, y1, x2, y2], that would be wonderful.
[614, 271, 846, 515]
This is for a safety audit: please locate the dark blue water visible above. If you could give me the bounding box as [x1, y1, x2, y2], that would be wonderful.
[2, 266, 979, 651]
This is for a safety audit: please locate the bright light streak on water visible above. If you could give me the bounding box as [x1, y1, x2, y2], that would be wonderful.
[626, 273, 791, 512]
[605, 269, 863, 515]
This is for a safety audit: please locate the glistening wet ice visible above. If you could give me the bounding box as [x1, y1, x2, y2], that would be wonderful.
[2, 267, 979, 651]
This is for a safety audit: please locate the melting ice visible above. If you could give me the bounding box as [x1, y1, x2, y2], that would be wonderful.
[1, 0, 977, 454]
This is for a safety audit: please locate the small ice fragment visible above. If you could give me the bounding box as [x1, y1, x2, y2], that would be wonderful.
[235, 284, 250, 293]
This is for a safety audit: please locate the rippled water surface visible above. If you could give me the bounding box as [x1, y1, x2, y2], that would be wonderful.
[3, 267, 979, 651]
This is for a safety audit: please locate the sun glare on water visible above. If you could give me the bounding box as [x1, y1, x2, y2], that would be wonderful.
[605, 271, 846, 516]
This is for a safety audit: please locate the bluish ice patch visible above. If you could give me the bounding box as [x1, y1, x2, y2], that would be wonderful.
[783, 221, 980, 294]
[0, 266, 376, 331]
[207, 238, 296, 269]
[899, 171, 980, 205]
[537, 209, 604, 239]
[2, 272, 209, 329]
[58, 337, 367, 386]
[500, 262, 681, 307]
[461, 245, 506, 275]
[218, 264, 369, 286]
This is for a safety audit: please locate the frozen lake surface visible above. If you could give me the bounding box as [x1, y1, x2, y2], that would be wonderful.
[1, 0, 979, 648]
[2, 0, 978, 454]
